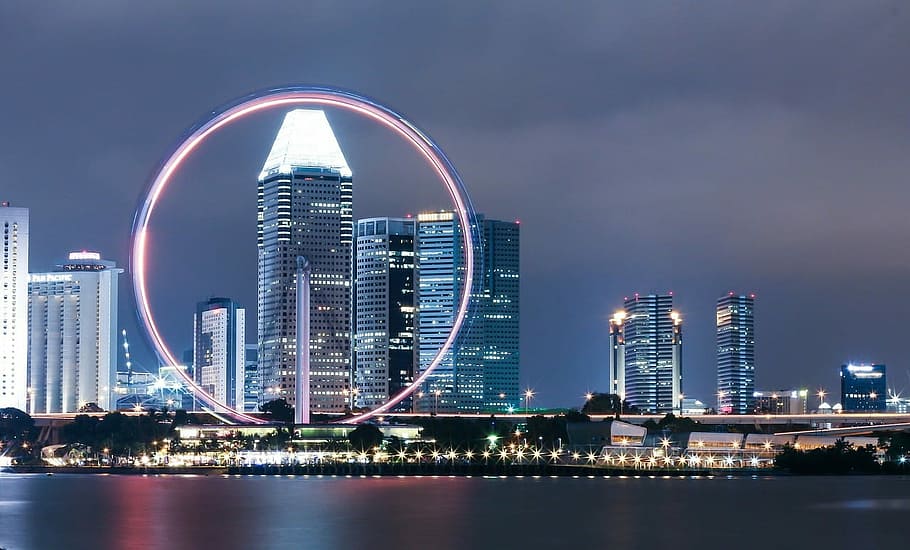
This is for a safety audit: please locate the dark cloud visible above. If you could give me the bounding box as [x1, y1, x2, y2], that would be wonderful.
[2, 1, 910, 406]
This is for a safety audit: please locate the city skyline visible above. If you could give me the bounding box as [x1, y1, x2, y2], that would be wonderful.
[3, 3, 910, 407]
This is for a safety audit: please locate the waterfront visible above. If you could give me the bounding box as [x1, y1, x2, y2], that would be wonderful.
[1, 475, 908, 549]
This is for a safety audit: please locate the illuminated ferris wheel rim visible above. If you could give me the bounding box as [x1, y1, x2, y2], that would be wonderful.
[130, 85, 478, 425]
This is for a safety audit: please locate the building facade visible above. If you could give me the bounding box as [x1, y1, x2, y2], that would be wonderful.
[480, 219, 520, 411]
[414, 211, 471, 413]
[616, 294, 682, 413]
[414, 212, 520, 413]
[608, 311, 626, 399]
[0, 202, 28, 411]
[243, 344, 259, 413]
[193, 297, 245, 410]
[354, 217, 416, 411]
[840, 363, 886, 412]
[257, 109, 352, 413]
[716, 293, 756, 414]
[753, 389, 807, 415]
[27, 251, 121, 413]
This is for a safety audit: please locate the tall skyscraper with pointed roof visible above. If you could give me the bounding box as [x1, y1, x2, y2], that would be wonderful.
[257, 110, 352, 413]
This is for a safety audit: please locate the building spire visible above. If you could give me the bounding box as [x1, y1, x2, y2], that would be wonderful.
[259, 109, 352, 178]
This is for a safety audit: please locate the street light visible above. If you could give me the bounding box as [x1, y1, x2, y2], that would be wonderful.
[433, 389, 442, 415]
[524, 389, 534, 414]
[817, 389, 826, 411]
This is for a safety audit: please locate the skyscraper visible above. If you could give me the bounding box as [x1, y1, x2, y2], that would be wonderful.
[618, 294, 682, 413]
[716, 293, 756, 414]
[840, 363, 886, 412]
[414, 212, 520, 413]
[243, 344, 259, 413]
[193, 297, 245, 410]
[481, 219, 520, 411]
[354, 217, 416, 411]
[0, 202, 28, 411]
[27, 251, 122, 413]
[257, 109, 352, 413]
[608, 311, 626, 400]
[415, 211, 482, 413]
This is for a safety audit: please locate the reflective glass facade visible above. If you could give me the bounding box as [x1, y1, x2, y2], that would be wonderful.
[481, 219, 520, 411]
[415, 212, 520, 413]
[354, 217, 415, 411]
[716, 294, 755, 414]
[840, 364, 886, 412]
[620, 294, 682, 413]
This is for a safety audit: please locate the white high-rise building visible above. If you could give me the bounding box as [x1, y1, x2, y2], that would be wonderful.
[0, 202, 28, 411]
[257, 109, 352, 413]
[193, 297, 245, 410]
[27, 251, 122, 413]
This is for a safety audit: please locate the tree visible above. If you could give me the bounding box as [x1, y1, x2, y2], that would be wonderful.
[581, 393, 633, 415]
[775, 440, 880, 474]
[260, 427, 293, 450]
[171, 409, 191, 428]
[0, 408, 36, 442]
[881, 431, 910, 460]
[525, 415, 570, 446]
[62, 415, 101, 447]
[61, 412, 174, 454]
[260, 398, 294, 423]
[564, 410, 591, 423]
[348, 424, 384, 451]
[642, 413, 701, 435]
[415, 416, 516, 448]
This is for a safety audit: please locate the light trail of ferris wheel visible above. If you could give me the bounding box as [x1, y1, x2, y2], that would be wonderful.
[131, 86, 479, 424]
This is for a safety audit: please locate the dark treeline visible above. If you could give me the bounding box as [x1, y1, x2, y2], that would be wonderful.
[775, 436, 910, 474]
[60, 411, 178, 454]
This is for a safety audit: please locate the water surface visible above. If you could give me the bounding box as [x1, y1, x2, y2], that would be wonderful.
[0, 474, 907, 549]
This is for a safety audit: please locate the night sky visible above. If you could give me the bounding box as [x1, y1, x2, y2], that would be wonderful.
[2, 2, 910, 408]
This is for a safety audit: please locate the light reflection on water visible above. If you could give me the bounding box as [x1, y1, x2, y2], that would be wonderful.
[0, 474, 908, 550]
[822, 498, 910, 510]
